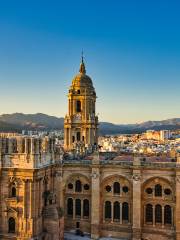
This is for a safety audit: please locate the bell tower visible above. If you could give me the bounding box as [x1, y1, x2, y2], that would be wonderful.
[64, 57, 98, 151]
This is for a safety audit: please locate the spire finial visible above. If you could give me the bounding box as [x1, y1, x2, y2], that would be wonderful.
[79, 50, 86, 74]
[81, 50, 84, 63]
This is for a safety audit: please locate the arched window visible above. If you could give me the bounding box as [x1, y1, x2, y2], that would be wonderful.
[11, 187, 16, 197]
[122, 186, 129, 193]
[77, 132, 81, 141]
[113, 182, 120, 194]
[122, 202, 129, 221]
[8, 217, 15, 233]
[72, 136, 75, 143]
[146, 188, 153, 194]
[105, 185, 111, 192]
[67, 198, 73, 216]
[155, 204, 162, 223]
[75, 180, 82, 192]
[146, 204, 153, 223]
[77, 89, 80, 94]
[113, 201, 120, 221]
[83, 199, 89, 217]
[76, 100, 81, 112]
[68, 183, 73, 190]
[105, 201, 111, 219]
[84, 184, 89, 190]
[155, 184, 162, 197]
[164, 205, 172, 224]
[75, 199, 81, 217]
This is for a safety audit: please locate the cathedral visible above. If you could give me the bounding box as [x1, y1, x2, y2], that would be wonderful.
[0, 58, 180, 240]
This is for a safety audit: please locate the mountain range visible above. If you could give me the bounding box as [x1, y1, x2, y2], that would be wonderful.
[0, 113, 180, 135]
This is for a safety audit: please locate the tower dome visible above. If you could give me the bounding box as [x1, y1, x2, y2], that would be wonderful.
[71, 57, 94, 88]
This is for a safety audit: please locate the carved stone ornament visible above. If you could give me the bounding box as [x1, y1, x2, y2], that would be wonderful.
[176, 176, 180, 183]
[9, 177, 22, 185]
[132, 174, 141, 182]
[73, 113, 81, 122]
[90, 171, 99, 179]
[43, 175, 49, 184]
[54, 171, 63, 177]
[9, 177, 16, 183]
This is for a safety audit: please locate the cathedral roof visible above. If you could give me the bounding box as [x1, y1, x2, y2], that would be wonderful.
[72, 57, 94, 88]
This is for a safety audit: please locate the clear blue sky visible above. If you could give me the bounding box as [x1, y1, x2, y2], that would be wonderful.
[0, 0, 180, 123]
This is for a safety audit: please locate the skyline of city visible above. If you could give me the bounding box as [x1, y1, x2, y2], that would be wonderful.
[0, 0, 180, 123]
[1, 2, 180, 240]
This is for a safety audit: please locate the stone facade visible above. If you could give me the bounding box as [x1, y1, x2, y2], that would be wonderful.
[0, 136, 64, 240]
[0, 59, 179, 240]
[63, 155, 178, 240]
[0, 140, 179, 240]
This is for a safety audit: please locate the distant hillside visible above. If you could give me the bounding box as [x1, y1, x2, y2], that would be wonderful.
[0, 120, 21, 132]
[0, 113, 179, 134]
[0, 113, 64, 131]
[99, 120, 180, 135]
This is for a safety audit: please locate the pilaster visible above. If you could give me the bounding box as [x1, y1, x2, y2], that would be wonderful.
[132, 157, 142, 240]
[176, 171, 180, 240]
[91, 152, 100, 239]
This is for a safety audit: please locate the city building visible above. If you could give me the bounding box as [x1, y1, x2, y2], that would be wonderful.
[0, 59, 180, 240]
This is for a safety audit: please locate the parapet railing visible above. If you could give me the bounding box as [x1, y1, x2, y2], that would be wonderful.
[63, 159, 180, 169]
[63, 159, 91, 165]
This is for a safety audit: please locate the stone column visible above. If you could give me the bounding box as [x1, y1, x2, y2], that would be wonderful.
[23, 179, 28, 233]
[35, 139, 39, 154]
[172, 206, 174, 228]
[91, 153, 100, 239]
[143, 205, 146, 225]
[67, 128, 69, 148]
[31, 138, 35, 154]
[25, 138, 28, 154]
[89, 128, 91, 145]
[103, 202, 105, 223]
[153, 205, 155, 227]
[69, 127, 71, 148]
[162, 206, 164, 227]
[64, 128, 67, 149]
[26, 180, 30, 218]
[85, 128, 88, 145]
[120, 203, 122, 224]
[132, 168, 142, 240]
[111, 202, 113, 223]
[73, 99, 76, 115]
[8, 139, 13, 154]
[71, 98, 73, 116]
[37, 178, 43, 234]
[58, 169, 64, 209]
[176, 172, 180, 239]
[38, 180, 41, 217]
[1, 175, 9, 234]
[23, 180, 26, 218]
[56, 168, 65, 238]
[81, 199, 83, 219]
[68, 99, 70, 115]
[29, 180, 32, 218]
[73, 199, 76, 220]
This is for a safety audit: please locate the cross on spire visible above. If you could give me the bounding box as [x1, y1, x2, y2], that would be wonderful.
[81, 50, 84, 63]
[79, 50, 86, 74]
